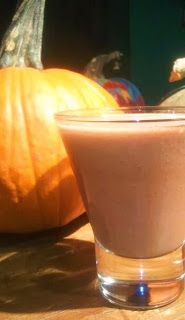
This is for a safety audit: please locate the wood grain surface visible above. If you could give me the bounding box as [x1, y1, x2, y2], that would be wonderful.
[0, 214, 185, 320]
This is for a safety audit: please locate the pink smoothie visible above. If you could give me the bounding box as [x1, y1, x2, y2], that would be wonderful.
[58, 113, 185, 258]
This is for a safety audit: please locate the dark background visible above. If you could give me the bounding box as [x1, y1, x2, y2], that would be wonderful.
[0, 0, 130, 76]
[130, 0, 185, 104]
[1, 1, 185, 104]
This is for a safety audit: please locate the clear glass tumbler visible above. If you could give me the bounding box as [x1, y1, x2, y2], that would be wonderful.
[55, 107, 185, 310]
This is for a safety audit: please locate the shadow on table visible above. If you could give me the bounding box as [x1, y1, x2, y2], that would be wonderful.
[0, 215, 107, 313]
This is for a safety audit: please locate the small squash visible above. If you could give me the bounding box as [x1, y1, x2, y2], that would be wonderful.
[0, 0, 118, 233]
[160, 57, 185, 106]
[85, 51, 145, 107]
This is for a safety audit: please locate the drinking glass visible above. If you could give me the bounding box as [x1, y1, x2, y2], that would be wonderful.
[55, 107, 185, 310]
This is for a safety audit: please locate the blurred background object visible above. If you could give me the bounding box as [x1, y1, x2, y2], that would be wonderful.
[85, 51, 145, 106]
[160, 57, 185, 106]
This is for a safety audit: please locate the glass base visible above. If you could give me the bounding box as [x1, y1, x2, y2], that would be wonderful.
[95, 240, 185, 310]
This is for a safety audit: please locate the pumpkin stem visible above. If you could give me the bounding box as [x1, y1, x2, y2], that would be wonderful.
[84, 51, 123, 80]
[0, 0, 46, 69]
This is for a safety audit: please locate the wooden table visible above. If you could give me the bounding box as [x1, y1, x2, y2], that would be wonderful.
[0, 215, 185, 320]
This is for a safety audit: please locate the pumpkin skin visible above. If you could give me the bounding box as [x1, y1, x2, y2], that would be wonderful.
[0, 67, 118, 233]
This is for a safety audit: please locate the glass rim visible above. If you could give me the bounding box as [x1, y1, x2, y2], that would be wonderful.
[54, 106, 185, 123]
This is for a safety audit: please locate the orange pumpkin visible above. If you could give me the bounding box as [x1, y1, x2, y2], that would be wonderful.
[0, 0, 118, 233]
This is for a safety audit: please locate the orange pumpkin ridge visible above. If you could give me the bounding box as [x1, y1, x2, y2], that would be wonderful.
[0, 1, 118, 233]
